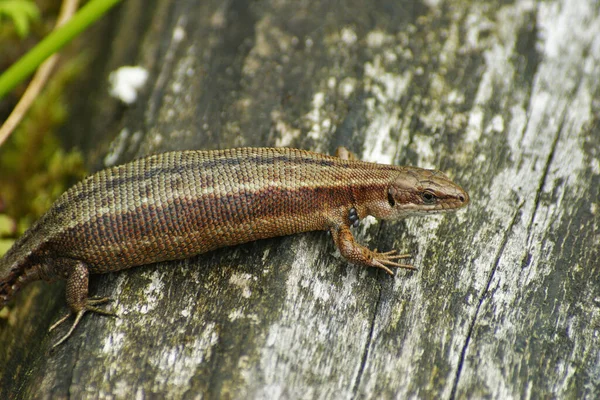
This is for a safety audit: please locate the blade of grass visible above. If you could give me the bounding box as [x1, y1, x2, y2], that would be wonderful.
[0, 0, 80, 147]
[0, 0, 122, 100]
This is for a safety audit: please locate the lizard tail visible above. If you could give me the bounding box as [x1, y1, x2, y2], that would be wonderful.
[1, 218, 50, 308]
[0, 256, 18, 308]
[0, 270, 14, 309]
[0, 282, 10, 308]
[0, 265, 39, 308]
[0, 254, 11, 307]
[0, 255, 40, 308]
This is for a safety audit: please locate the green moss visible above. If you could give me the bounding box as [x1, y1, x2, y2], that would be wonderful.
[0, 55, 89, 250]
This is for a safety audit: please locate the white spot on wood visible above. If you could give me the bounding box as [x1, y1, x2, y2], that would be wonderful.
[139, 271, 165, 314]
[229, 272, 253, 298]
[327, 77, 336, 89]
[305, 92, 329, 142]
[412, 134, 435, 167]
[104, 128, 130, 167]
[339, 77, 356, 98]
[366, 30, 388, 48]
[360, 55, 412, 164]
[109, 66, 149, 104]
[487, 115, 504, 134]
[341, 27, 357, 45]
[272, 110, 301, 147]
[172, 26, 185, 42]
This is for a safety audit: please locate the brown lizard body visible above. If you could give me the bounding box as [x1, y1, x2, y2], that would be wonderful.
[0, 147, 469, 347]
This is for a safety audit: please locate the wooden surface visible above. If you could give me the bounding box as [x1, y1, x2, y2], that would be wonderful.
[1, 0, 599, 398]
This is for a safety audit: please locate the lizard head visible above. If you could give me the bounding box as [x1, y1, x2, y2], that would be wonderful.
[377, 167, 470, 219]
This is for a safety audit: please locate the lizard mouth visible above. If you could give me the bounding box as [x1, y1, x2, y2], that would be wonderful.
[401, 195, 469, 214]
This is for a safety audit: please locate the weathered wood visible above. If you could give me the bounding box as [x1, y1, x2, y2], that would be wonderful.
[1, 0, 598, 398]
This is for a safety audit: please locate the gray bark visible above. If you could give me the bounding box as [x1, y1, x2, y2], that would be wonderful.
[1, 0, 598, 399]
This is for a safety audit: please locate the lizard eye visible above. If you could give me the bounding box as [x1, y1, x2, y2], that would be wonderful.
[421, 191, 437, 204]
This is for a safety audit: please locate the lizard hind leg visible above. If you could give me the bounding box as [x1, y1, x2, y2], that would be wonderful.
[334, 146, 359, 160]
[49, 260, 116, 348]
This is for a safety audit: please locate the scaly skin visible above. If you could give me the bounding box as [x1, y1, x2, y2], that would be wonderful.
[0, 147, 469, 347]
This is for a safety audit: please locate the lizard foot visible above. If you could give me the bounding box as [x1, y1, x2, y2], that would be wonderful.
[49, 297, 116, 349]
[369, 249, 416, 275]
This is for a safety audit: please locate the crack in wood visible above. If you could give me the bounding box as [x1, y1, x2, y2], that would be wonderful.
[450, 203, 523, 400]
[351, 277, 382, 399]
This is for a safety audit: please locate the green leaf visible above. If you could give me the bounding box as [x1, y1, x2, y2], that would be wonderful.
[0, 0, 40, 37]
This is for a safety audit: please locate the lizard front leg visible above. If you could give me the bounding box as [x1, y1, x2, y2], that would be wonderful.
[49, 260, 115, 348]
[330, 224, 415, 275]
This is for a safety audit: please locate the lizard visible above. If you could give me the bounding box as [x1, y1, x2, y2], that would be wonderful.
[0, 147, 469, 348]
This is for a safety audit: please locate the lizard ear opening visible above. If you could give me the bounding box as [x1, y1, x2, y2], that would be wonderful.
[387, 187, 396, 207]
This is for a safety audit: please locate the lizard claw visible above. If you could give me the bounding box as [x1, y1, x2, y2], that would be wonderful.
[49, 297, 116, 349]
[376, 249, 411, 258]
[371, 250, 416, 275]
